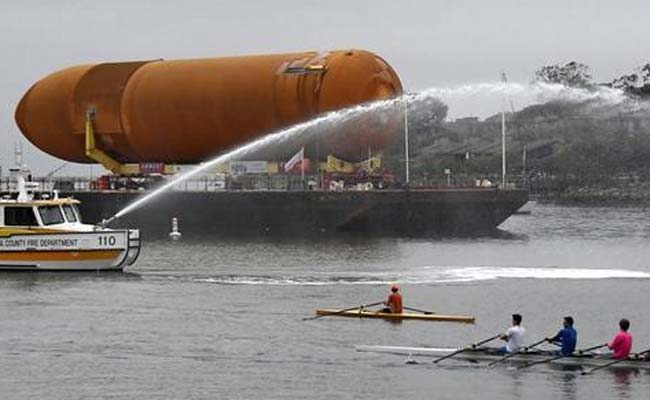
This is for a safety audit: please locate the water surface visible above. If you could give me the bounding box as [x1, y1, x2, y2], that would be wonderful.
[1, 203, 650, 399]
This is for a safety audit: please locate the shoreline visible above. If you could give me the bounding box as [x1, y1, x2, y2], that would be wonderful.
[533, 187, 650, 206]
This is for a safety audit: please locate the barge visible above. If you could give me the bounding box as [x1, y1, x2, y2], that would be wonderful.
[64, 187, 528, 238]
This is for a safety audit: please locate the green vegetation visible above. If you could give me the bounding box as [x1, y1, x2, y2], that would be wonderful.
[383, 61, 650, 204]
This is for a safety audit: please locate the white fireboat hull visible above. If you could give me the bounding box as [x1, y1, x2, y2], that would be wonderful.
[0, 230, 140, 271]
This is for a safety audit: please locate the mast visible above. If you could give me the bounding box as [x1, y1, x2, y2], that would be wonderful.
[14, 141, 24, 171]
[404, 97, 410, 185]
[501, 73, 507, 188]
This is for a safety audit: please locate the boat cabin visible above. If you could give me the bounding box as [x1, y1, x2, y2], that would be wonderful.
[0, 198, 90, 232]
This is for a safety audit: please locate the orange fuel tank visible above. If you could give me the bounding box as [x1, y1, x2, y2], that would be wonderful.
[15, 50, 403, 164]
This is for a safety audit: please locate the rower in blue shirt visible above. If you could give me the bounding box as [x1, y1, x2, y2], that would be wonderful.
[547, 316, 577, 356]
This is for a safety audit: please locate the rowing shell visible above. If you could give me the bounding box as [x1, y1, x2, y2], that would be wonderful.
[315, 309, 475, 323]
[356, 345, 650, 370]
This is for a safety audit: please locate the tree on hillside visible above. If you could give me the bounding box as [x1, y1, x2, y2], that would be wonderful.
[533, 61, 593, 88]
[408, 96, 448, 137]
[610, 63, 650, 98]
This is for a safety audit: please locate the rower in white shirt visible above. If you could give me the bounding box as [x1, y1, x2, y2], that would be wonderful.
[499, 313, 526, 353]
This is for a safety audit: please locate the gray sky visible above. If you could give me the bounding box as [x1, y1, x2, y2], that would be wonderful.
[2, 0, 649, 174]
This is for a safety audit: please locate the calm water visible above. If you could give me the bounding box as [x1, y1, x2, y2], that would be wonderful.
[2, 202, 650, 399]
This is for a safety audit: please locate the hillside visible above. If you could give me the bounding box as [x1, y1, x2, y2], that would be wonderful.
[384, 99, 650, 204]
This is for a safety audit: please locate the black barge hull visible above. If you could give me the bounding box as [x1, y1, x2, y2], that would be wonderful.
[66, 188, 528, 238]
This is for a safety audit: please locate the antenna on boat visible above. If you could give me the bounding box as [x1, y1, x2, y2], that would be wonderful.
[14, 141, 23, 170]
[500, 72, 508, 189]
[13, 141, 39, 203]
[16, 175, 28, 202]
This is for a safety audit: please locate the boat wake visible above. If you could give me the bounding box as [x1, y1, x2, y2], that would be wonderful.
[426, 266, 650, 282]
[187, 266, 650, 286]
[193, 274, 395, 286]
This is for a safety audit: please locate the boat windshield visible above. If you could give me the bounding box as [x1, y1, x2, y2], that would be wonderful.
[62, 204, 78, 222]
[4, 206, 38, 226]
[38, 205, 65, 225]
[73, 204, 82, 222]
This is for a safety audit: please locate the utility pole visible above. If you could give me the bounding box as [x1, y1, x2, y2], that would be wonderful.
[300, 148, 305, 186]
[404, 97, 410, 186]
[316, 142, 320, 190]
[501, 72, 507, 189]
[522, 144, 527, 188]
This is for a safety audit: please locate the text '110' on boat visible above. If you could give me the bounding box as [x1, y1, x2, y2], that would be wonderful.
[0, 176, 140, 271]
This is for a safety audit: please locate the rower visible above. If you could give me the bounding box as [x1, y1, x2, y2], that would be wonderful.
[381, 285, 403, 313]
[608, 318, 632, 359]
[546, 316, 577, 356]
[499, 314, 525, 353]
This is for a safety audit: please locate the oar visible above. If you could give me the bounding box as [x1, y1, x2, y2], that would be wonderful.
[433, 334, 501, 364]
[576, 343, 608, 355]
[302, 301, 383, 321]
[403, 306, 435, 315]
[581, 348, 650, 375]
[518, 343, 608, 370]
[487, 337, 549, 367]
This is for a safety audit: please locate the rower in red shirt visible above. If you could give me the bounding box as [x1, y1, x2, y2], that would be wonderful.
[382, 285, 403, 313]
[608, 318, 633, 359]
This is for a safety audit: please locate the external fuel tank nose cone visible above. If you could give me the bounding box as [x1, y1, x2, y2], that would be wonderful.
[15, 65, 95, 163]
[15, 89, 27, 134]
[318, 50, 403, 110]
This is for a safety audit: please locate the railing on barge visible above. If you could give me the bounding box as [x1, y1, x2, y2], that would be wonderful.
[0, 174, 524, 194]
